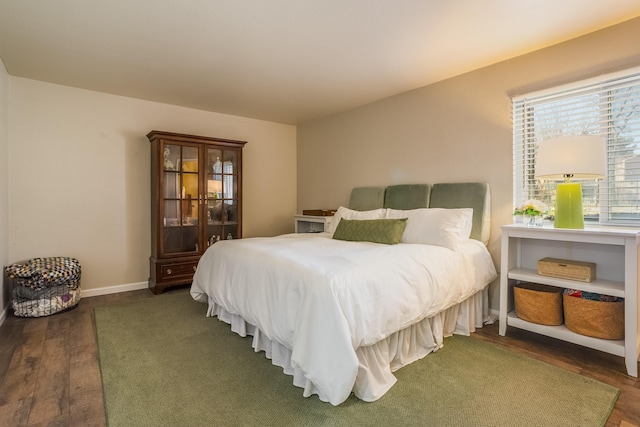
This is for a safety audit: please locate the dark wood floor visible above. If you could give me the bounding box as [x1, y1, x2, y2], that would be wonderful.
[0, 289, 638, 426]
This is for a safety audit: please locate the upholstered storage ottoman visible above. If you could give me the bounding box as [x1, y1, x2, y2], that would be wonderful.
[4, 257, 81, 317]
[563, 289, 624, 340]
[513, 282, 564, 325]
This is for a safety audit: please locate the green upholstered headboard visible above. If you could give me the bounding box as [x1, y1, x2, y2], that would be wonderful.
[384, 184, 431, 210]
[429, 182, 490, 245]
[348, 182, 490, 245]
[348, 186, 386, 211]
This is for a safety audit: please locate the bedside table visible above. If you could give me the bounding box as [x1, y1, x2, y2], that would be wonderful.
[499, 223, 640, 377]
[294, 215, 333, 233]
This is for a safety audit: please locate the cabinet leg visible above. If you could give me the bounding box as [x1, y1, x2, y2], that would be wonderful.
[625, 355, 638, 377]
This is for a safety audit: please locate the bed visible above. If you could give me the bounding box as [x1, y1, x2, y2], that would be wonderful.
[191, 182, 497, 405]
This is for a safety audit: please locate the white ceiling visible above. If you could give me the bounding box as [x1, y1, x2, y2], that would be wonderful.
[1, 1, 639, 125]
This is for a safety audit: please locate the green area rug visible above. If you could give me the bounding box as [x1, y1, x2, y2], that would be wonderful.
[95, 290, 619, 427]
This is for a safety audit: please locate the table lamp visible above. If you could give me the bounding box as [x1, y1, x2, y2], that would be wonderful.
[208, 179, 223, 199]
[535, 136, 606, 229]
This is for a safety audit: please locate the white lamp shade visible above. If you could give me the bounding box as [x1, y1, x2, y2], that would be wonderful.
[535, 136, 606, 180]
[208, 179, 223, 193]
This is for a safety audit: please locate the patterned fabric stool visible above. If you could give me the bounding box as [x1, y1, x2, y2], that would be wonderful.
[4, 257, 81, 317]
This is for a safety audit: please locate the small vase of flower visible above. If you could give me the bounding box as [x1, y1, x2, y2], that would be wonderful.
[514, 199, 547, 227]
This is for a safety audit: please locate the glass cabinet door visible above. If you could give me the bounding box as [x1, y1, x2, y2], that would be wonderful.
[205, 147, 240, 246]
[162, 143, 200, 255]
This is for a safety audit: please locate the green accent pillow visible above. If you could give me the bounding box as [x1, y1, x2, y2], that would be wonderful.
[332, 218, 408, 245]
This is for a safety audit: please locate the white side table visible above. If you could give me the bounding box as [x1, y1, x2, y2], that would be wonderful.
[499, 223, 639, 377]
[294, 215, 333, 233]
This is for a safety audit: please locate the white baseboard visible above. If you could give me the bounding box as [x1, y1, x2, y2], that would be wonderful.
[81, 281, 149, 298]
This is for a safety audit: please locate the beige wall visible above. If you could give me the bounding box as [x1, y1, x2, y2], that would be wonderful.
[0, 58, 8, 314]
[7, 78, 296, 293]
[297, 17, 640, 308]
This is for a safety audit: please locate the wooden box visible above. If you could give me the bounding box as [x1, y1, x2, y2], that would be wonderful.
[302, 209, 336, 216]
[538, 257, 596, 282]
[563, 294, 624, 340]
[513, 282, 564, 326]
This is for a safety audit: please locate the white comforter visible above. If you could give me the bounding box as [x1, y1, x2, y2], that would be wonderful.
[191, 233, 496, 405]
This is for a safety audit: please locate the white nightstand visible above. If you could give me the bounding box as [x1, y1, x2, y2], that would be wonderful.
[294, 215, 333, 233]
[499, 223, 640, 377]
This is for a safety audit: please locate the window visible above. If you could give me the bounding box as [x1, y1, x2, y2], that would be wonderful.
[512, 67, 640, 225]
[212, 156, 235, 205]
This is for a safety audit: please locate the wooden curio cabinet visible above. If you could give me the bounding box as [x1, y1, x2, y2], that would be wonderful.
[148, 130, 246, 294]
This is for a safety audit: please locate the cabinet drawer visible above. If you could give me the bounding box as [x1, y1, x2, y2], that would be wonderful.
[159, 262, 198, 280]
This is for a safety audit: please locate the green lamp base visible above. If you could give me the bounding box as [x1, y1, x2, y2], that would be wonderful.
[554, 182, 584, 229]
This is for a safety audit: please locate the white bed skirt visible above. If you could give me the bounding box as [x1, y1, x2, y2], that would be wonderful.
[206, 287, 491, 404]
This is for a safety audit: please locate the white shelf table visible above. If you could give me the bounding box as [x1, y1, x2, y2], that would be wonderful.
[294, 215, 333, 233]
[499, 223, 640, 377]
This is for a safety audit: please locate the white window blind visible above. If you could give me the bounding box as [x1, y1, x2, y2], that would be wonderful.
[512, 67, 640, 225]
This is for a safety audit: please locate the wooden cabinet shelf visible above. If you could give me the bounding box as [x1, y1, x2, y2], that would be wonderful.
[499, 223, 639, 377]
[148, 130, 246, 294]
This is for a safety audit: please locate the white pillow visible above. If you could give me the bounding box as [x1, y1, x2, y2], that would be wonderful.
[385, 208, 474, 250]
[327, 206, 387, 234]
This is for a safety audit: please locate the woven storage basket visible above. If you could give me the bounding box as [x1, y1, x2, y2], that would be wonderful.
[563, 294, 624, 340]
[513, 282, 563, 325]
[5, 257, 82, 318]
